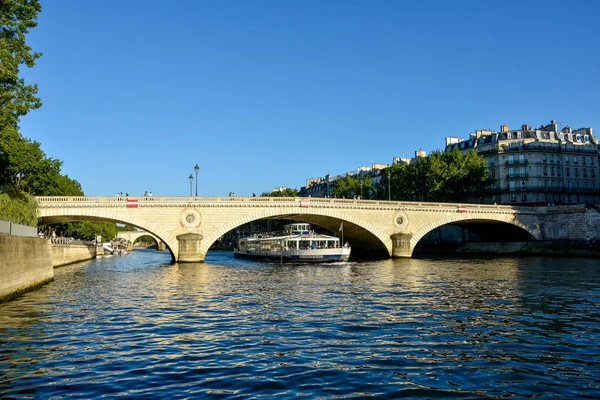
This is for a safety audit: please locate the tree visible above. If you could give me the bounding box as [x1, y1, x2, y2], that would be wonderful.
[0, 0, 42, 132]
[260, 188, 298, 197]
[373, 149, 490, 203]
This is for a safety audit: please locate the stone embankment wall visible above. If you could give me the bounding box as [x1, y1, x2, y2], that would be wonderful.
[540, 208, 600, 241]
[52, 244, 97, 267]
[0, 234, 53, 302]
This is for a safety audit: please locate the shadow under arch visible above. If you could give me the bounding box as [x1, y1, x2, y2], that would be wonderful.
[38, 214, 176, 262]
[412, 217, 538, 256]
[204, 210, 391, 260]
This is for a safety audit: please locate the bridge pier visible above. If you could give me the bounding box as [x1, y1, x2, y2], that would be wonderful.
[391, 233, 413, 258]
[157, 241, 166, 251]
[176, 233, 204, 262]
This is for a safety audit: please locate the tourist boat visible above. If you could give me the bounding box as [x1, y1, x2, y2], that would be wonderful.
[234, 223, 351, 262]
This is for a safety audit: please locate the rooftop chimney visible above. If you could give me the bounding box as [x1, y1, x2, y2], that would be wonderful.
[500, 124, 509, 132]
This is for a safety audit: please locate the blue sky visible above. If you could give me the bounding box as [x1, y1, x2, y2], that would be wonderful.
[19, 0, 600, 196]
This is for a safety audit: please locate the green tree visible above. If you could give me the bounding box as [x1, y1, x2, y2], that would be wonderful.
[373, 149, 490, 203]
[260, 188, 299, 197]
[0, 0, 42, 132]
[0, 190, 37, 225]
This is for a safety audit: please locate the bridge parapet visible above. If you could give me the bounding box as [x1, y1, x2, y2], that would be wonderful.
[36, 196, 524, 212]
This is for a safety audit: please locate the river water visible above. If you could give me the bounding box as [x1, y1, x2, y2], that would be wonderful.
[1, 250, 599, 399]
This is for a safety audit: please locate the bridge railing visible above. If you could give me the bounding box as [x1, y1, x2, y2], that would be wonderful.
[36, 196, 527, 210]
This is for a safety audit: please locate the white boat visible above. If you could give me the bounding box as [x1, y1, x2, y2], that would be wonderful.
[234, 223, 350, 262]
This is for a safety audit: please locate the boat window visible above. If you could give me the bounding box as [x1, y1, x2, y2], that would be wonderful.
[286, 240, 297, 249]
[299, 240, 311, 250]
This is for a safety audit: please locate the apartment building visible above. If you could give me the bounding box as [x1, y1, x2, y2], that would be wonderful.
[445, 120, 600, 205]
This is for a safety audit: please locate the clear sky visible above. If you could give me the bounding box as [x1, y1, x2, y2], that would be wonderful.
[19, 0, 600, 197]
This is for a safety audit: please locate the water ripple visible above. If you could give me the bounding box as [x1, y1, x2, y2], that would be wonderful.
[1, 250, 599, 398]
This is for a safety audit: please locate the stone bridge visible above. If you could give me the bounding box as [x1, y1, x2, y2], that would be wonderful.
[36, 196, 595, 262]
[116, 230, 167, 251]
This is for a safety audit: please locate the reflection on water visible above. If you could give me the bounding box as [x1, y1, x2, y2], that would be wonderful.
[1, 250, 599, 398]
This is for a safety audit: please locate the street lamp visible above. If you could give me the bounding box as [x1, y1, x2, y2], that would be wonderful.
[360, 181, 363, 198]
[387, 172, 391, 201]
[189, 174, 193, 196]
[194, 163, 200, 196]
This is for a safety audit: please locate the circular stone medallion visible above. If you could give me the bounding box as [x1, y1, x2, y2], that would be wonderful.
[393, 211, 409, 230]
[180, 208, 202, 229]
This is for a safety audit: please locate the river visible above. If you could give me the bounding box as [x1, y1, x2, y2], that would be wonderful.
[1, 249, 599, 398]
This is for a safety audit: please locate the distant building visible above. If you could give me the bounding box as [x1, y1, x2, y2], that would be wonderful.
[301, 152, 423, 198]
[445, 120, 600, 205]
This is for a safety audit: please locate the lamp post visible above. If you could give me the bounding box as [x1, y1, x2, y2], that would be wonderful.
[387, 172, 391, 201]
[360, 181, 363, 199]
[194, 163, 199, 196]
[189, 174, 193, 196]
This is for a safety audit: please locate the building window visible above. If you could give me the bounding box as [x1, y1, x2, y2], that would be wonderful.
[508, 167, 515, 178]
[521, 193, 527, 202]
[565, 155, 570, 163]
[509, 181, 516, 191]
[549, 154, 554, 163]
[568, 181, 572, 189]
[490, 157, 495, 165]
[544, 180, 549, 190]
[519, 166, 526, 177]
[517, 132, 522, 139]
[566, 167, 570, 176]
[574, 156, 578, 164]
[508, 155, 514, 164]
[584, 169, 588, 177]
[551, 166, 555, 176]
[543, 154, 547, 162]
[583, 157, 587, 165]
[543, 166, 548, 176]
[510, 193, 516, 202]
[507, 132, 512, 139]
[575, 168, 579, 177]
[490, 169, 495, 178]
[519, 154, 525, 163]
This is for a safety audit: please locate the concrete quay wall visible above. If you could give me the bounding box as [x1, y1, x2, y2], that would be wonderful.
[52, 244, 97, 268]
[0, 234, 54, 302]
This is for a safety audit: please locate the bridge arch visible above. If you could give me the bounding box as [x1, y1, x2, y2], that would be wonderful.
[116, 231, 166, 251]
[38, 208, 178, 261]
[410, 213, 542, 255]
[204, 208, 393, 259]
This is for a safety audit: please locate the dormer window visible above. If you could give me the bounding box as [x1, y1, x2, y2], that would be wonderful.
[576, 134, 581, 142]
[517, 132, 522, 139]
[585, 135, 590, 142]
[492, 133, 498, 142]
[507, 132, 512, 139]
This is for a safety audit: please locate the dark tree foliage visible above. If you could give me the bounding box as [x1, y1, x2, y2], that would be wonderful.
[260, 188, 299, 197]
[0, 0, 42, 131]
[374, 149, 491, 203]
[330, 175, 372, 199]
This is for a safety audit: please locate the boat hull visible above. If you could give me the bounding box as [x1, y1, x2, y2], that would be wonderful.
[234, 248, 350, 263]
